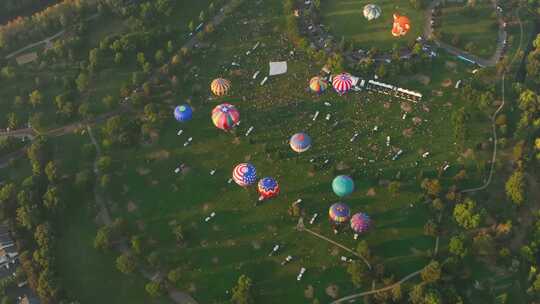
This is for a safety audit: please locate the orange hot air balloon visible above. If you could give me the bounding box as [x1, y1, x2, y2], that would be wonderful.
[391, 13, 411, 37]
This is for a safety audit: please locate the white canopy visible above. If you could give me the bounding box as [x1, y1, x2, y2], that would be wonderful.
[269, 61, 287, 76]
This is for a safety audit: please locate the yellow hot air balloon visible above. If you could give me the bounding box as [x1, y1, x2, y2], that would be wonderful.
[211, 78, 231, 96]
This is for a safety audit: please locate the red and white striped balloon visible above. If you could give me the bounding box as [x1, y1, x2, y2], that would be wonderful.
[332, 73, 352, 95]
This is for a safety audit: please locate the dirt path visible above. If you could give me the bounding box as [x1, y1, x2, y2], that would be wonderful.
[4, 13, 99, 59]
[297, 219, 372, 270]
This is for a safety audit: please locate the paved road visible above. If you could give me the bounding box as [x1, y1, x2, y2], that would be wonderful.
[424, 0, 507, 67]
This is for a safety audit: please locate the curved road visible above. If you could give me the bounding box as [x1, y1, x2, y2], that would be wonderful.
[424, 0, 507, 67]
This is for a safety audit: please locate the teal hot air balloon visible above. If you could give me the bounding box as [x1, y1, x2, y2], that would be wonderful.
[332, 175, 354, 197]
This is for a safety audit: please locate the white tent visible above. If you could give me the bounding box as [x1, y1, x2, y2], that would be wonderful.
[269, 61, 287, 76]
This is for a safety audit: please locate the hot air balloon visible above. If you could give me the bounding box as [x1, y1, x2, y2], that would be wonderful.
[211, 78, 231, 96]
[363, 4, 381, 21]
[211, 103, 239, 131]
[174, 105, 193, 122]
[332, 73, 353, 95]
[258, 177, 280, 201]
[290, 132, 312, 153]
[329, 203, 351, 224]
[232, 163, 257, 187]
[350, 213, 371, 235]
[391, 13, 411, 37]
[332, 175, 355, 197]
[309, 76, 327, 95]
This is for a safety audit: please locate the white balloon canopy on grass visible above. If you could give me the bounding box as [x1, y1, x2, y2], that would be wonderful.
[363, 4, 382, 21]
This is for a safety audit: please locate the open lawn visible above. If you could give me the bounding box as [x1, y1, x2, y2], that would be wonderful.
[91, 0, 495, 303]
[321, 0, 424, 51]
[437, 1, 499, 58]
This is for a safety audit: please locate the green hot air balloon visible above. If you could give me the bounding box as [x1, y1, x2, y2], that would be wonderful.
[332, 175, 354, 197]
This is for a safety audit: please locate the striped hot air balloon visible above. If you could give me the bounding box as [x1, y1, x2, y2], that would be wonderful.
[257, 177, 280, 200]
[211, 103, 239, 131]
[309, 76, 328, 95]
[173, 105, 193, 122]
[232, 163, 257, 187]
[350, 212, 371, 234]
[363, 4, 381, 21]
[211, 78, 231, 96]
[329, 202, 351, 224]
[289, 132, 312, 153]
[332, 73, 353, 95]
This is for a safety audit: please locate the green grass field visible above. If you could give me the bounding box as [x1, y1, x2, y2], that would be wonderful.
[91, 0, 494, 302]
[437, 1, 499, 58]
[321, 0, 424, 51]
[0, 0, 520, 302]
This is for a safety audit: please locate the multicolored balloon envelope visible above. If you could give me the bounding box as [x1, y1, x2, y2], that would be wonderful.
[232, 163, 257, 187]
[290, 132, 312, 153]
[329, 202, 351, 223]
[350, 212, 371, 234]
[391, 13, 410, 37]
[211, 78, 231, 96]
[174, 104, 193, 122]
[363, 4, 381, 21]
[332, 175, 355, 197]
[309, 76, 328, 94]
[332, 73, 353, 95]
[211, 103, 239, 131]
[258, 177, 280, 200]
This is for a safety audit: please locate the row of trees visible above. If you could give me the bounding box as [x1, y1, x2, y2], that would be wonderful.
[0, 0, 97, 52]
[0, 136, 69, 303]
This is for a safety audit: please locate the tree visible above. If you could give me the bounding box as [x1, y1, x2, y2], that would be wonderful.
[347, 261, 367, 287]
[424, 289, 442, 304]
[114, 52, 123, 64]
[188, 20, 195, 32]
[199, 11, 206, 22]
[137, 52, 146, 67]
[145, 281, 163, 297]
[6, 112, 18, 130]
[97, 156, 112, 173]
[172, 224, 184, 243]
[453, 198, 481, 229]
[78, 102, 94, 120]
[44, 161, 58, 183]
[34, 223, 52, 249]
[29, 90, 42, 108]
[421, 260, 441, 284]
[76, 72, 89, 92]
[43, 186, 61, 212]
[424, 219, 438, 236]
[147, 251, 161, 268]
[168, 267, 182, 284]
[409, 284, 424, 304]
[155, 50, 165, 64]
[449, 235, 467, 258]
[356, 240, 371, 260]
[231, 274, 253, 304]
[131, 235, 144, 255]
[388, 181, 401, 197]
[421, 178, 441, 196]
[505, 169, 525, 205]
[94, 226, 111, 251]
[116, 252, 136, 274]
[102, 95, 116, 109]
[28, 113, 45, 133]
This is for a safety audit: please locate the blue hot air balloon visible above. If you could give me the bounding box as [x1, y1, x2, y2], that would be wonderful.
[174, 105, 193, 122]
